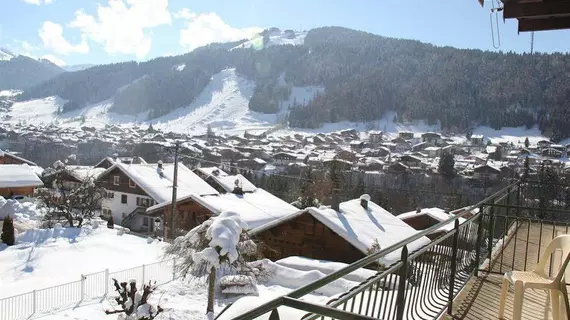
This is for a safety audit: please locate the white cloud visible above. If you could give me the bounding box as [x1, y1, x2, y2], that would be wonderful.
[21, 41, 38, 53]
[69, 0, 171, 59]
[175, 9, 262, 51]
[39, 21, 89, 55]
[21, 0, 53, 5]
[41, 54, 66, 66]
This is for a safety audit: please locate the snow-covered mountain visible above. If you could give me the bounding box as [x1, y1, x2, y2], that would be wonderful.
[63, 64, 96, 72]
[232, 28, 306, 50]
[0, 48, 15, 61]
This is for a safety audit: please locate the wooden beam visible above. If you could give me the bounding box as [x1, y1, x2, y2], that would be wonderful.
[504, 1, 570, 19]
[518, 17, 570, 32]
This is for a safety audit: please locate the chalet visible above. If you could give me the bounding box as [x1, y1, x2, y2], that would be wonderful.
[146, 187, 298, 236]
[0, 164, 43, 198]
[368, 131, 383, 144]
[537, 139, 552, 150]
[195, 167, 257, 194]
[388, 162, 410, 174]
[0, 149, 37, 166]
[362, 147, 390, 158]
[273, 152, 297, 166]
[349, 141, 366, 152]
[250, 196, 430, 266]
[324, 158, 353, 171]
[397, 208, 466, 239]
[97, 162, 219, 235]
[51, 165, 106, 191]
[398, 131, 414, 140]
[421, 132, 443, 146]
[542, 147, 563, 159]
[236, 158, 267, 171]
[500, 166, 517, 179]
[470, 135, 484, 145]
[412, 142, 434, 152]
[399, 154, 423, 167]
[473, 164, 501, 181]
[390, 137, 411, 153]
[335, 150, 357, 163]
[424, 146, 441, 158]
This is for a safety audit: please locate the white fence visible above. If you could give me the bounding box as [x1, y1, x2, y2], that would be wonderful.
[0, 259, 176, 320]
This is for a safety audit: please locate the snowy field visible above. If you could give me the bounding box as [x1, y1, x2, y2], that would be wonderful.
[0, 225, 167, 298]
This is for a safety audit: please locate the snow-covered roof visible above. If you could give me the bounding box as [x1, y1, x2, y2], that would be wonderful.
[0, 149, 37, 166]
[105, 163, 219, 202]
[397, 208, 466, 234]
[147, 188, 297, 230]
[196, 166, 228, 177]
[0, 164, 44, 188]
[251, 197, 430, 265]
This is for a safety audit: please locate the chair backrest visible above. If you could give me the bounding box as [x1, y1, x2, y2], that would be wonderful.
[535, 235, 570, 282]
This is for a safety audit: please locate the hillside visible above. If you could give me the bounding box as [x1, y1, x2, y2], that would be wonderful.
[0, 54, 64, 90]
[13, 27, 570, 140]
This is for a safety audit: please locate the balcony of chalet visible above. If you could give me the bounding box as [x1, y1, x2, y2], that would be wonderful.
[227, 178, 570, 320]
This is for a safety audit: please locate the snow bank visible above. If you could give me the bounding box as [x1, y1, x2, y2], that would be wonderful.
[275, 256, 377, 283]
[0, 197, 45, 231]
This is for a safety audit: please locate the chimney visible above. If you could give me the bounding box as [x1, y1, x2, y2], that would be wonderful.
[232, 178, 244, 195]
[416, 207, 421, 213]
[112, 153, 118, 161]
[331, 188, 340, 211]
[360, 194, 370, 209]
[157, 160, 163, 169]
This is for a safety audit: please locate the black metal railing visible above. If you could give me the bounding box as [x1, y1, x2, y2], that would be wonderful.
[226, 178, 570, 320]
[230, 182, 518, 320]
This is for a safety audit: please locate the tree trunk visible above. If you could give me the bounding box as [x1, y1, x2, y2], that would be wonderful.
[207, 266, 216, 315]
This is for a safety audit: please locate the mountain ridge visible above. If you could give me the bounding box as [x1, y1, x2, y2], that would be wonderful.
[11, 26, 570, 141]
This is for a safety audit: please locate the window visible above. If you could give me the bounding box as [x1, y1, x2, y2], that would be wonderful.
[142, 217, 149, 227]
[102, 208, 112, 216]
[121, 194, 128, 204]
[113, 176, 120, 185]
[106, 192, 114, 199]
[129, 179, 136, 188]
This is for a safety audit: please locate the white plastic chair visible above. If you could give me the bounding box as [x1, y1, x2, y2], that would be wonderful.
[498, 234, 570, 320]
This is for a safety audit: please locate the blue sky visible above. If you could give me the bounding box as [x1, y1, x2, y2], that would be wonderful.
[2, 0, 570, 66]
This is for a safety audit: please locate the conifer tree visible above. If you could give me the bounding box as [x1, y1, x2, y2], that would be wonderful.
[1, 216, 15, 246]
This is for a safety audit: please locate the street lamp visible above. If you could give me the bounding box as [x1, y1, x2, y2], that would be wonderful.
[154, 217, 162, 239]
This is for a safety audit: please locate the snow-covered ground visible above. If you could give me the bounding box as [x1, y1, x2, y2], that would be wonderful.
[0, 225, 167, 298]
[232, 30, 306, 51]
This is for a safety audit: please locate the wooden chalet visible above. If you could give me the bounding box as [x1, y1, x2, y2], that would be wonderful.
[250, 196, 430, 267]
[398, 208, 466, 240]
[0, 149, 37, 166]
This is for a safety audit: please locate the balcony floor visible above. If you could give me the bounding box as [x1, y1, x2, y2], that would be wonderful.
[445, 221, 569, 320]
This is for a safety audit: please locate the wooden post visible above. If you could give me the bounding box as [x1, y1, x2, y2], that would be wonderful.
[395, 245, 408, 320]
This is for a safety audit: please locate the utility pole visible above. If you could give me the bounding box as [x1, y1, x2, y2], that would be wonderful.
[168, 141, 180, 240]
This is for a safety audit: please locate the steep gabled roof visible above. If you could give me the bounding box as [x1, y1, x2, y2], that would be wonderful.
[0, 149, 37, 166]
[0, 164, 43, 188]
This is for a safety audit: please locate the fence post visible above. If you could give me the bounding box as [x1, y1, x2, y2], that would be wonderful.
[487, 206, 495, 272]
[80, 274, 86, 301]
[516, 182, 521, 216]
[104, 269, 109, 296]
[172, 258, 177, 280]
[474, 209, 484, 277]
[142, 264, 146, 285]
[395, 245, 408, 320]
[447, 220, 460, 315]
[32, 290, 37, 314]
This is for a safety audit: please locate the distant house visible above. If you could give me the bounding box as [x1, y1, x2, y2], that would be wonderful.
[471, 135, 484, 145]
[398, 131, 414, 140]
[51, 165, 106, 191]
[97, 162, 219, 235]
[335, 150, 357, 163]
[399, 154, 423, 167]
[412, 142, 434, 152]
[272, 152, 297, 166]
[94, 156, 147, 169]
[237, 158, 267, 171]
[424, 146, 441, 158]
[324, 158, 353, 171]
[368, 131, 383, 144]
[250, 196, 430, 266]
[421, 132, 443, 146]
[388, 162, 411, 174]
[390, 137, 411, 153]
[0, 164, 43, 198]
[537, 139, 552, 150]
[473, 164, 501, 181]
[542, 147, 563, 159]
[349, 141, 366, 152]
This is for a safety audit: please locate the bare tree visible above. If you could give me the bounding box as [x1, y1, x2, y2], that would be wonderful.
[37, 161, 105, 227]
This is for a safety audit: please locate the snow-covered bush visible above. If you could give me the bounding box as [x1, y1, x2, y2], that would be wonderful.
[219, 275, 258, 295]
[105, 279, 163, 320]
